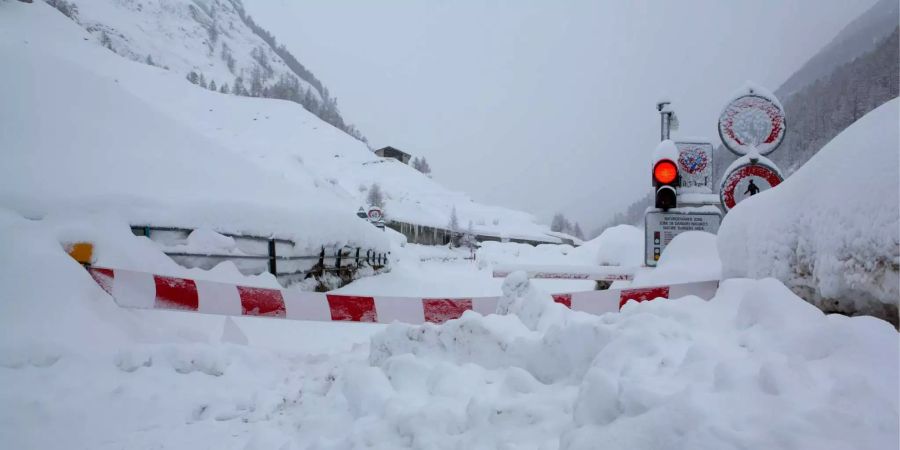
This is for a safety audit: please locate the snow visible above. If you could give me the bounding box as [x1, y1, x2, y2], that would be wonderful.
[718, 98, 900, 324]
[369, 275, 898, 449]
[0, 1, 556, 260]
[567, 224, 644, 268]
[631, 231, 722, 287]
[718, 82, 786, 156]
[73, 0, 324, 102]
[651, 139, 680, 166]
[2, 3, 898, 449]
[2, 201, 898, 449]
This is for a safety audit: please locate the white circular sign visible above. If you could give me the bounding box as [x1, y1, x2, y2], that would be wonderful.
[718, 94, 786, 156]
[367, 207, 383, 222]
[719, 162, 783, 211]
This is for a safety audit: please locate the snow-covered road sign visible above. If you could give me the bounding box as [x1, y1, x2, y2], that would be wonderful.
[675, 140, 713, 194]
[719, 162, 783, 211]
[367, 206, 385, 229]
[718, 86, 786, 156]
[645, 209, 721, 266]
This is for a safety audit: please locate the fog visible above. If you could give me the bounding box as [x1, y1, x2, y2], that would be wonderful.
[244, 0, 876, 232]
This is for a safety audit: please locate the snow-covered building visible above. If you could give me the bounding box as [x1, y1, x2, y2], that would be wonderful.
[374, 146, 412, 165]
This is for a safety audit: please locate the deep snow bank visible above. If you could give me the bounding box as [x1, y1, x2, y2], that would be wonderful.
[718, 99, 899, 324]
[1, 210, 897, 449]
[365, 274, 898, 449]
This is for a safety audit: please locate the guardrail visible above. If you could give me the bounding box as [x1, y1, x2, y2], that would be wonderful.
[129, 226, 389, 286]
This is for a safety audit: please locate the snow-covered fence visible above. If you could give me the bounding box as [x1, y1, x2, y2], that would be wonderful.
[129, 225, 389, 286]
[492, 264, 635, 281]
[85, 266, 719, 324]
[386, 221, 568, 247]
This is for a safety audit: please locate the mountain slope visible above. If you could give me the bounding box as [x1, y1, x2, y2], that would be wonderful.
[776, 0, 899, 99]
[713, 0, 899, 179]
[45, 0, 366, 142]
[2, 1, 557, 248]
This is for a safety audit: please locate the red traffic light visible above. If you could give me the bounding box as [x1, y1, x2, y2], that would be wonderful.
[653, 160, 678, 185]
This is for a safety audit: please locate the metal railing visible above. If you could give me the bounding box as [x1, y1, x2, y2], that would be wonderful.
[130, 226, 389, 283]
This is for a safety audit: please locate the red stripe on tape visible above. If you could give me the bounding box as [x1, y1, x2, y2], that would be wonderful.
[619, 286, 670, 309]
[89, 268, 114, 295]
[325, 295, 377, 322]
[423, 298, 473, 324]
[552, 293, 572, 309]
[153, 275, 199, 311]
[237, 286, 286, 317]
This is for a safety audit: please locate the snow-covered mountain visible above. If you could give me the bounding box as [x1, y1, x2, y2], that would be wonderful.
[45, 0, 365, 142]
[2, 0, 559, 249]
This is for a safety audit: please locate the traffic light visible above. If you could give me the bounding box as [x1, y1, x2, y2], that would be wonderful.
[653, 159, 678, 210]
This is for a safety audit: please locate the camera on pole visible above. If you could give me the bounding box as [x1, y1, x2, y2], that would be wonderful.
[653, 158, 678, 210]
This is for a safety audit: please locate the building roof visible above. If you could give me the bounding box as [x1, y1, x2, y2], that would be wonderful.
[376, 146, 410, 157]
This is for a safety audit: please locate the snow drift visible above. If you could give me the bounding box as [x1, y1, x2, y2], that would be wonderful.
[718, 98, 899, 324]
[367, 274, 898, 449]
[1, 208, 897, 449]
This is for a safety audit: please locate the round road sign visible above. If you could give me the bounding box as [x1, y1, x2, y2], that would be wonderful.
[367, 206, 383, 222]
[718, 94, 786, 156]
[720, 162, 783, 211]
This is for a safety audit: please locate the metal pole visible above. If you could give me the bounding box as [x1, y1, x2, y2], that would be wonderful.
[657, 101, 672, 142]
[660, 113, 666, 141]
[267, 239, 277, 275]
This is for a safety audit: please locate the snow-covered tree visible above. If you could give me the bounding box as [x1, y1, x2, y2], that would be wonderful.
[448, 206, 459, 233]
[550, 213, 567, 232]
[186, 71, 199, 85]
[366, 183, 384, 208]
[198, 73, 208, 89]
[418, 157, 432, 176]
[208, 80, 217, 91]
[219, 83, 229, 94]
[461, 220, 478, 250]
[448, 206, 460, 246]
[100, 31, 113, 50]
[573, 223, 585, 240]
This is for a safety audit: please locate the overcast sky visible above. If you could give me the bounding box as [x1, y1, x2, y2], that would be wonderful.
[244, 0, 875, 232]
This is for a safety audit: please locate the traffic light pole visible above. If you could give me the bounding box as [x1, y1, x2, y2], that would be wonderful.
[657, 101, 672, 141]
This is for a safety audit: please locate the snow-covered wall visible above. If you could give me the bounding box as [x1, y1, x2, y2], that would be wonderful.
[717, 99, 899, 324]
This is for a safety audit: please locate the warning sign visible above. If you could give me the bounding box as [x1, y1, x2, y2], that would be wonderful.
[719, 162, 782, 211]
[675, 141, 713, 194]
[367, 206, 385, 229]
[644, 210, 721, 266]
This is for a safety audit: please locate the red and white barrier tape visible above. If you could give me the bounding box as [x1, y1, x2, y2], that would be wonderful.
[87, 267, 718, 325]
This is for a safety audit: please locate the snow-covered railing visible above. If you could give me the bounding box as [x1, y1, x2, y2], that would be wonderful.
[129, 225, 389, 285]
[492, 264, 635, 281]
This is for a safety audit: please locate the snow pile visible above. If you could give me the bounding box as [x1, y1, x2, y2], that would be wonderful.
[2, 207, 898, 449]
[477, 241, 577, 267]
[567, 224, 644, 267]
[365, 275, 897, 449]
[631, 231, 721, 287]
[335, 242, 594, 297]
[718, 98, 899, 324]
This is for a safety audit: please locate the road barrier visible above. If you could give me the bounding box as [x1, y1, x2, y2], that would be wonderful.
[86, 267, 718, 325]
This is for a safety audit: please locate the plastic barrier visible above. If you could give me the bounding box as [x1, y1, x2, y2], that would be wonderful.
[87, 267, 719, 325]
